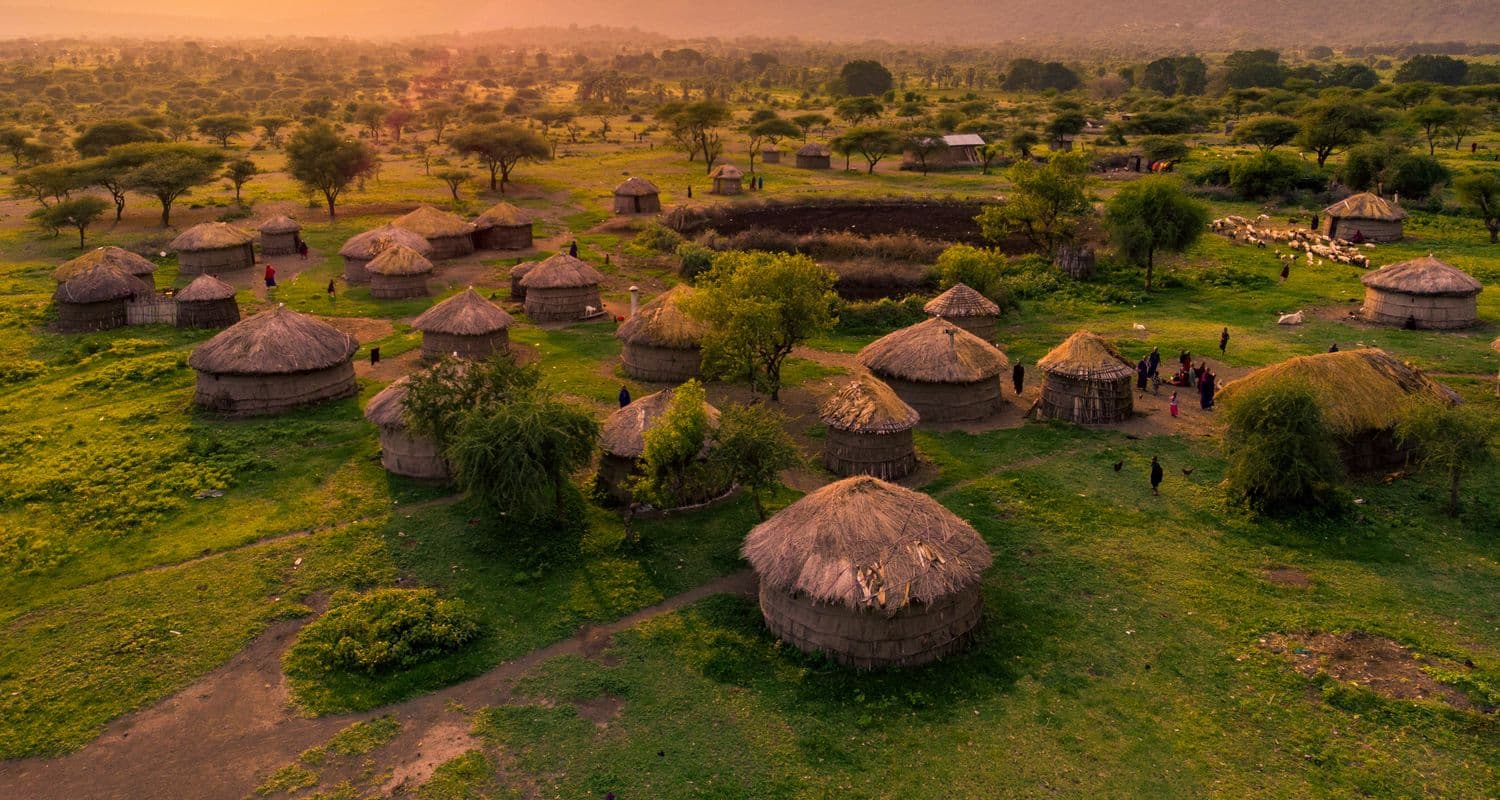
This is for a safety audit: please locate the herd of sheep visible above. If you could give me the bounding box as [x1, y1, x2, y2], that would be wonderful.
[1210, 215, 1372, 268]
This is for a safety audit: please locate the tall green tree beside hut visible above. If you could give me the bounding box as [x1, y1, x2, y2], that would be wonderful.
[1104, 176, 1207, 290]
[449, 124, 551, 193]
[977, 151, 1091, 257]
[285, 122, 375, 219]
[1396, 402, 1496, 517]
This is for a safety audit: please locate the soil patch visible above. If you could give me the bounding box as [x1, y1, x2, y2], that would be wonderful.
[1262, 631, 1484, 711]
[573, 695, 626, 728]
[1263, 566, 1312, 588]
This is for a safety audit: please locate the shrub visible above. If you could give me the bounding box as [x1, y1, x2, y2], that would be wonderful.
[1198, 263, 1273, 289]
[1385, 154, 1450, 200]
[676, 241, 715, 281]
[1221, 381, 1344, 514]
[0, 359, 45, 385]
[1229, 152, 1304, 199]
[1339, 144, 1387, 191]
[1139, 135, 1190, 165]
[835, 295, 928, 335]
[934, 246, 1063, 314]
[630, 221, 684, 254]
[285, 589, 481, 676]
[1185, 160, 1231, 187]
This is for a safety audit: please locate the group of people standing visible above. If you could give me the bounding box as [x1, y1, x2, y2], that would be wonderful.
[1136, 328, 1229, 416]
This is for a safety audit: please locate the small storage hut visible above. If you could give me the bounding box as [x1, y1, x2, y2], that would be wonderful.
[710, 163, 744, 195]
[393, 205, 476, 259]
[188, 306, 359, 416]
[616, 285, 706, 382]
[924, 283, 1001, 341]
[365, 244, 434, 300]
[614, 177, 661, 215]
[819, 374, 920, 480]
[364, 376, 448, 481]
[1035, 330, 1135, 424]
[53, 246, 158, 292]
[795, 143, 832, 169]
[1360, 255, 1482, 330]
[509, 262, 533, 300]
[1323, 193, 1407, 243]
[258, 216, 302, 256]
[742, 475, 992, 669]
[520, 254, 604, 323]
[338, 224, 432, 284]
[171, 222, 256, 275]
[53, 263, 141, 332]
[471, 202, 534, 251]
[597, 387, 723, 503]
[174, 274, 240, 329]
[857, 317, 1010, 423]
[761, 146, 782, 164]
[412, 287, 513, 362]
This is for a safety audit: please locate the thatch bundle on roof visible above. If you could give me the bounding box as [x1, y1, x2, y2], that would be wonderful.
[1323, 192, 1407, 243]
[710, 163, 744, 195]
[617, 285, 706, 382]
[1360, 255, 1482, 330]
[412, 287, 513, 361]
[339, 224, 432, 283]
[742, 475, 991, 668]
[820, 374, 920, 479]
[365, 244, 434, 299]
[53, 247, 158, 290]
[393, 205, 476, 259]
[364, 376, 449, 481]
[597, 387, 723, 503]
[53, 263, 144, 332]
[924, 283, 1001, 340]
[174, 274, 240, 329]
[795, 143, 832, 169]
[188, 305, 359, 415]
[258, 215, 302, 256]
[1218, 348, 1459, 472]
[1035, 330, 1135, 424]
[858, 317, 1010, 423]
[171, 223, 256, 274]
[520, 254, 604, 323]
[614, 176, 661, 214]
[471, 202, 534, 251]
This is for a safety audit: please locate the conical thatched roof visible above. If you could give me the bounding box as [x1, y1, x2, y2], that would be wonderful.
[924, 283, 1000, 319]
[1217, 348, 1458, 436]
[175, 273, 237, 302]
[519, 253, 604, 289]
[742, 476, 992, 612]
[797, 143, 831, 157]
[258, 215, 301, 234]
[365, 244, 435, 276]
[820, 374, 920, 434]
[1323, 192, 1407, 221]
[170, 222, 254, 252]
[188, 305, 358, 375]
[53, 263, 142, 303]
[413, 287, 514, 335]
[600, 387, 720, 459]
[1361, 255, 1482, 296]
[393, 205, 475, 239]
[363, 375, 411, 428]
[710, 163, 743, 179]
[473, 202, 532, 229]
[339, 224, 433, 259]
[616, 285, 706, 349]
[858, 317, 1009, 384]
[615, 176, 659, 196]
[1037, 330, 1134, 380]
[52, 246, 157, 282]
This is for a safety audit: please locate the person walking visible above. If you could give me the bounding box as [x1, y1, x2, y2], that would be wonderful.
[1169, 391, 1179, 418]
[1136, 357, 1149, 395]
[1179, 349, 1192, 386]
[326, 278, 336, 301]
[1012, 362, 1024, 396]
[1280, 261, 1290, 282]
[569, 240, 579, 258]
[263, 263, 277, 290]
[1310, 212, 1319, 231]
[1218, 326, 1229, 354]
[1150, 456, 1164, 496]
[297, 238, 309, 261]
[1198, 369, 1212, 410]
[618, 385, 632, 408]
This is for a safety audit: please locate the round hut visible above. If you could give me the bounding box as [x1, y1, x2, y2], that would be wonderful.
[365, 244, 434, 300]
[471, 202, 534, 251]
[1217, 348, 1459, 473]
[258, 216, 302, 256]
[761, 146, 782, 165]
[1360, 255, 1482, 330]
[1035, 330, 1135, 424]
[412, 287, 514, 362]
[174, 273, 240, 329]
[188, 305, 359, 416]
[857, 317, 1010, 424]
[1323, 192, 1407, 243]
[924, 283, 1001, 341]
[616, 285, 706, 382]
[741, 475, 992, 669]
[53, 246, 157, 292]
[509, 262, 533, 300]
[819, 374, 920, 480]
[171, 222, 256, 275]
[597, 387, 723, 503]
[520, 254, 604, 323]
[710, 163, 744, 195]
[338, 224, 432, 284]
[392, 205, 476, 260]
[795, 143, 832, 169]
[613, 177, 661, 215]
[52, 264, 141, 332]
[364, 376, 449, 481]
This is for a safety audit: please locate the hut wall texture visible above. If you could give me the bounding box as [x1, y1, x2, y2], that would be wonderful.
[620, 342, 702, 383]
[762, 151, 782, 164]
[377, 427, 449, 480]
[424, 233, 475, 260]
[1037, 374, 1134, 424]
[55, 299, 128, 332]
[524, 285, 602, 322]
[796, 154, 832, 169]
[1339, 429, 1415, 474]
[421, 330, 508, 362]
[127, 295, 177, 326]
[1327, 218, 1402, 243]
[614, 194, 662, 214]
[176, 299, 239, 329]
[343, 256, 373, 283]
[712, 177, 742, 195]
[193, 362, 357, 416]
[758, 583, 983, 669]
[823, 427, 917, 480]
[938, 315, 998, 342]
[596, 453, 637, 503]
[1362, 288, 1477, 329]
[878, 374, 1003, 423]
[179, 244, 255, 275]
[1055, 245, 1097, 279]
[475, 225, 534, 251]
[370, 273, 429, 299]
[261, 231, 299, 256]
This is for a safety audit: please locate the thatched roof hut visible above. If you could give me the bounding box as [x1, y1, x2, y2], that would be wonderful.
[174, 273, 240, 329]
[820, 374, 920, 480]
[614, 176, 661, 215]
[471, 202, 534, 251]
[761, 145, 782, 164]
[1323, 192, 1407, 243]
[857, 317, 1010, 423]
[258, 215, 302, 256]
[188, 305, 359, 416]
[412, 287, 513, 361]
[520, 254, 604, 323]
[53, 246, 158, 290]
[1035, 331, 1135, 424]
[52, 263, 143, 332]
[171, 222, 255, 275]
[742, 475, 992, 669]
[393, 205, 476, 259]
[616, 285, 706, 382]
[796, 143, 832, 169]
[1218, 348, 1459, 473]
[365, 244, 434, 299]
[1360, 255, 1482, 330]
[924, 283, 1001, 341]
[597, 387, 723, 503]
[509, 262, 533, 300]
[364, 376, 449, 481]
[339, 224, 432, 284]
[710, 163, 744, 195]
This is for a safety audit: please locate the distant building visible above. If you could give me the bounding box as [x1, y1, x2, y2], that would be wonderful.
[902, 133, 984, 170]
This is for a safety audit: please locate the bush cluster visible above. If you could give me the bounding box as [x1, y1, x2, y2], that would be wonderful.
[286, 588, 481, 676]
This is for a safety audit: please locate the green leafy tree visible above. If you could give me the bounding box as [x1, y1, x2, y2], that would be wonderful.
[790, 113, 830, 141]
[1454, 172, 1500, 243]
[1103, 176, 1208, 290]
[746, 117, 798, 175]
[1442, 105, 1483, 151]
[1395, 401, 1496, 517]
[355, 102, 392, 142]
[627, 380, 718, 519]
[71, 157, 129, 221]
[830, 126, 902, 173]
[1394, 54, 1468, 85]
[1045, 111, 1086, 148]
[1222, 381, 1345, 514]
[977, 151, 1091, 257]
[1408, 104, 1458, 155]
[436, 169, 473, 201]
[978, 141, 1007, 175]
[0, 126, 31, 165]
[711, 402, 801, 520]
[1230, 116, 1300, 151]
[1139, 135, 1190, 165]
[839, 60, 893, 97]
[256, 116, 291, 147]
[423, 102, 458, 144]
[223, 158, 258, 204]
[448, 391, 598, 523]
[1009, 130, 1040, 159]
[194, 114, 252, 147]
[903, 131, 945, 176]
[11, 163, 86, 207]
[656, 101, 733, 172]
[449, 124, 551, 193]
[285, 122, 376, 219]
[835, 96, 884, 128]
[30, 196, 109, 247]
[404, 356, 541, 449]
[109, 142, 224, 226]
[1297, 100, 1385, 167]
[1224, 49, 1286, 89]
[73, 120, 162, 157]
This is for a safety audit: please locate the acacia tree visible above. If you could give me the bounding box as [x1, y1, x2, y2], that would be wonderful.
[831, 127, 902, 173]
[72, 157, 129, 221]
[435, 169, 472, 200]
[976, 151, 1091, 256]
[108, 143, 224, 226]
[355, 103, 391, 142]
[791, 113, 830, 141]
[710, 402, 801, 520]
[423, 102, 457, 144]
[285, 123, 375, 219]
[978, 141, 1007, 175]
[904, 131, 944, 176]
[450, 124, 551, 193]
[835, 96, 884, 128]
[1408, 104, 1458, 155]
[1454, 172, 1500, 243]
[1297, 100, 1385, 166]
[31, 196, 109, 247]
[1222, 381, 1344, 513]
[660, 101, 732, 173]
[746, 117, 798, 175]
[1103, 176, 1208, 290]
[194, 114, 252, 147]
[73, 120, 161, 157]
[256, 116, 291, 147]
[384, 107, 415, 143]
[1396, 401, 1496, 517]
[1230, 116, 1300, 152]
[223, 158, 258, 204]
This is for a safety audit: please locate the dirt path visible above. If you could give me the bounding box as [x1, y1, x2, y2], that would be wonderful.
[0, 571, 757, 800]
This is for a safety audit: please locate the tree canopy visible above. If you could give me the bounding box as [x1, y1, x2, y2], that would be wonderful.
[450, 124, 551, 192]
[284, 122, 375, 219]
[1103, 176, 1208, 290]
